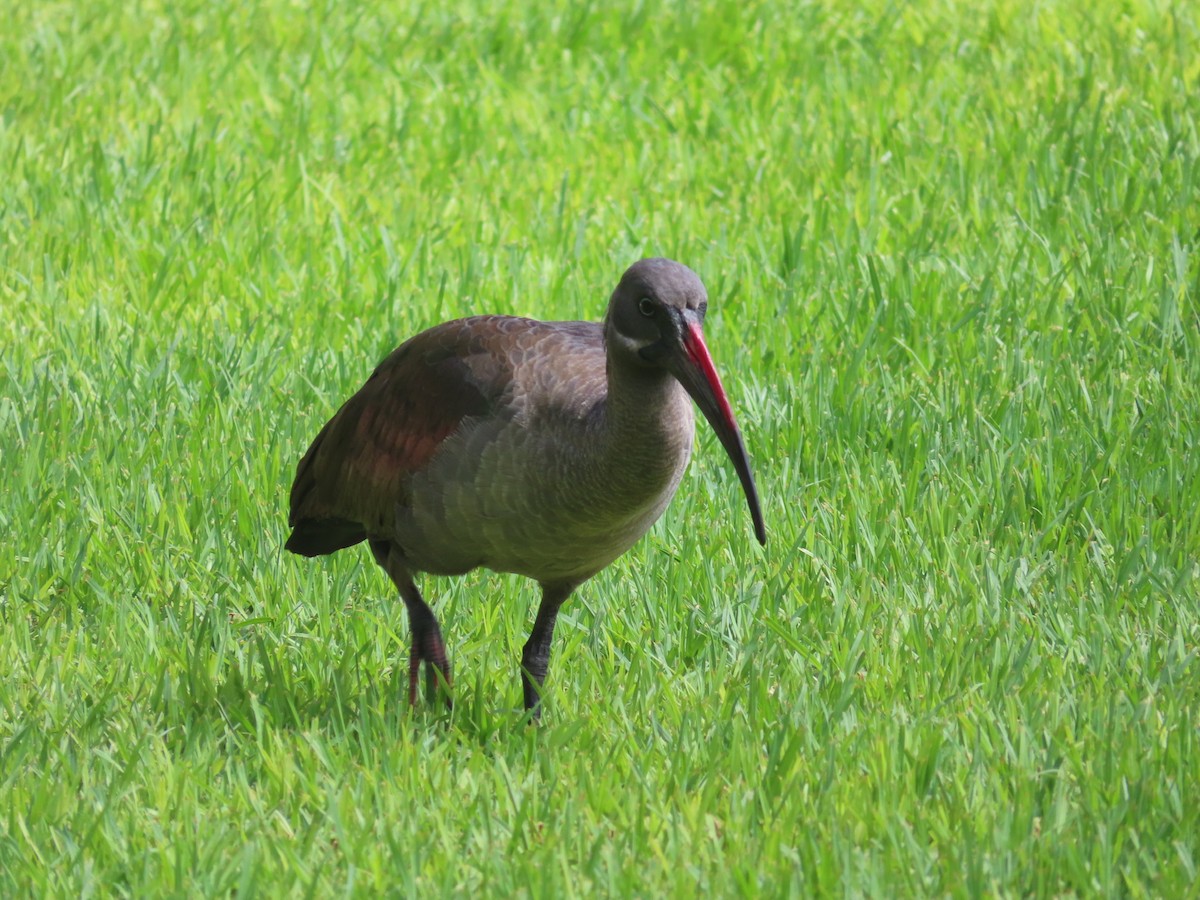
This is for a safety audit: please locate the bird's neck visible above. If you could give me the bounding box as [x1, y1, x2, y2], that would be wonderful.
[598, 356, 696, 488]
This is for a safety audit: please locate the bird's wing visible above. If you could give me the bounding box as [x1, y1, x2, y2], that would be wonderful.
[285, 316, 520, 556]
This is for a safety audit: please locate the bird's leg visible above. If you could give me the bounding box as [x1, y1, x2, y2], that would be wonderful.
[371, 540, 452, 709]
[521, 581, 577, 718]
[400, 585, 451, 707]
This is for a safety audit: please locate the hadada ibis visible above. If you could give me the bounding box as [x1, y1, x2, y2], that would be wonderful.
[286, 258, 766, 716]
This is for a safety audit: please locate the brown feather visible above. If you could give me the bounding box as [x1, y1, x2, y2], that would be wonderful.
[286, 317, 510, 555]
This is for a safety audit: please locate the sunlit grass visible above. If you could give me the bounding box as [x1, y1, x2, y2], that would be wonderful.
[2, 0, 1199, 894]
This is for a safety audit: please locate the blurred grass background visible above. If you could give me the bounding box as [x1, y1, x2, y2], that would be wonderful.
[1, 0, 1198, 894]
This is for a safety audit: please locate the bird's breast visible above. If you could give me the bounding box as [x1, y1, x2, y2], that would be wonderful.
[393, 385, 696, 582]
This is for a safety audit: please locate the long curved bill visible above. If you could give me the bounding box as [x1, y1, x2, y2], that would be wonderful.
[668, 316, 767, 545]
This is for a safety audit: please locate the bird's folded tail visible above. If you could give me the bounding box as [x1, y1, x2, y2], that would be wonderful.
[285, 518, 366, 557]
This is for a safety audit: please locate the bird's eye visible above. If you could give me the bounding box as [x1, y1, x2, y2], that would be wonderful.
[638, 298, 655, 318]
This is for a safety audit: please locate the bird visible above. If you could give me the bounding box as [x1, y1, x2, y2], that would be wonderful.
[285, 257, 766, 717]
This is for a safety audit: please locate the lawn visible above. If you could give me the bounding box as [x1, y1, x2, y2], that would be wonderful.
[2, 0, 1199, 895]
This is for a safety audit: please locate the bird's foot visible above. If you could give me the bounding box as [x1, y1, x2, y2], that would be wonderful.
[521, 670, 547, 722]
[408, 628, 452, 709]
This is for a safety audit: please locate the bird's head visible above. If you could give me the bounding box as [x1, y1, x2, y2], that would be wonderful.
[605, 258, 767, 546]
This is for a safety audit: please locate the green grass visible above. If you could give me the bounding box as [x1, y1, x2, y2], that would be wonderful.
[2, 0, 1199, 894]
